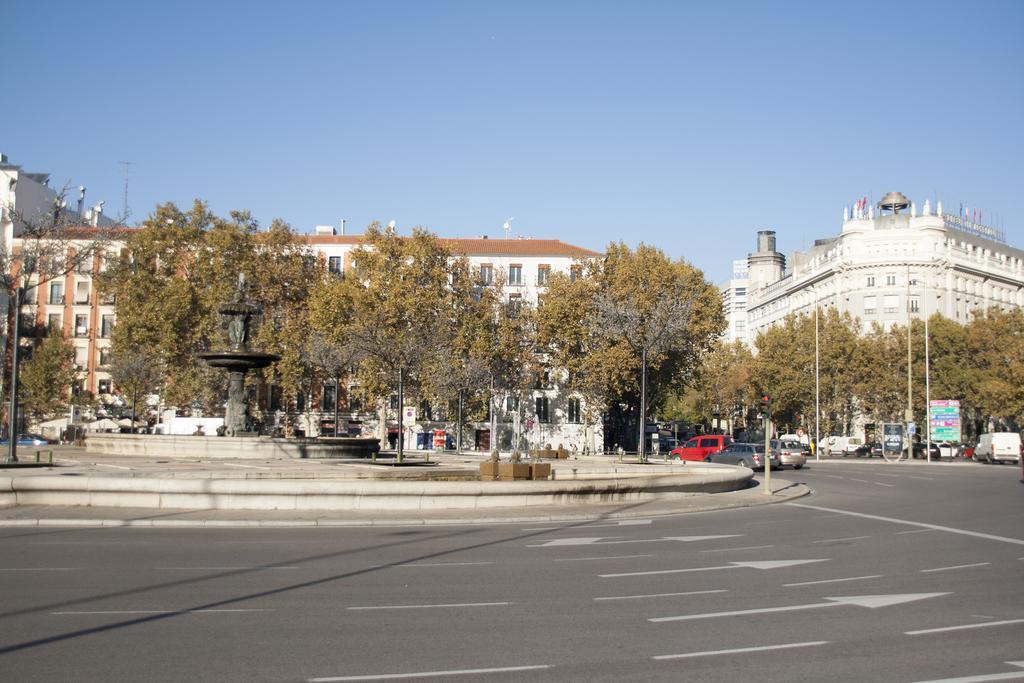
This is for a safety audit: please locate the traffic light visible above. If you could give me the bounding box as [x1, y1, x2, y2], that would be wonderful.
[761, 394, 771, 415]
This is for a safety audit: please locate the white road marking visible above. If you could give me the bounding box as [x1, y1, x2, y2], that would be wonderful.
[784, 575, 881, 587]
[399, 562, 494, 567]
[595, 589, 727, 602]
[223, 463, 272, 470]
[875, 482, 896, 487]
[156, 566, 299, 570]
[896, 529, 937, 535]
[650, 592, 949, 622]
[812, 536, 870, 544]
[909, 476, 935, 481]
[347, 602, 510, 611]
[554, 554, 653, 562]
[788, 503, 1024, 546]
[54, 609, 274, 615]
[308, 664, 553, 681]
[700, 544, 775, 553]
[873, 473, 902, 478]
[816, 474, 846, 480]
[921, 562, 990, 573]
[0, 567, 80, 571]
[528, 534, 739, 547]
[600, 559, 828, 579]
[906, 618, 1024, 635]
[95, 463, 131, 470]
[904, 665, 1024, 683]
[850, 478, 869, 483]
[653, 640, 830, 660]
[521, 519, 653, 531]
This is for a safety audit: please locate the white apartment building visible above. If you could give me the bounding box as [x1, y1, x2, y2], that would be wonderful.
[727, 192, 1024, 345]
[720, 259, 749, 345]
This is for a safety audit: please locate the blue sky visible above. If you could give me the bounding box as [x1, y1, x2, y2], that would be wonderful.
[6, 1, 1022, 282]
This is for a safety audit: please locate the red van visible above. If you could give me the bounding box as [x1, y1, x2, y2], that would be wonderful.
[671, 435, 734, 462]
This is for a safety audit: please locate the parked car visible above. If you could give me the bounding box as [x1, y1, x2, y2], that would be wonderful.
[0, 433, 56, 446]
[708, 442, 781, 471]
[936, 442, 963, 459]
[671, 434, 734, 462]
[973, 432, 1022, 464]
[911, 441, 941, 459]
[770, 439, 807, 469]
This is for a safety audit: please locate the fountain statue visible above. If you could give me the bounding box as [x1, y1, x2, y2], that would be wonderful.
[197, 274, 281, 437]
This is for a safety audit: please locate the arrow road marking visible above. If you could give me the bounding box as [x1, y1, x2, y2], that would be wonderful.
[649, 592, 949, 622]
[529, 535, 740, 548]
[600, 558, 828, 578]
[906, 661, 1024, 683]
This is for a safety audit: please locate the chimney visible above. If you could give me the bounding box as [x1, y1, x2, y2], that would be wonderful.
[77, 186, 86, 215]
[339, 219, 346, 235]
[92, 201, 104, 226]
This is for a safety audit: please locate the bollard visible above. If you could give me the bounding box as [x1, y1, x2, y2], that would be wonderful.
[48, 450, 53, 464]
[35, 451, 40, 463]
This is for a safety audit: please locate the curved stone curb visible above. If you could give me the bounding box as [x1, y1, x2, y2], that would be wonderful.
[0, 467, 751, 512]
[0, 482, 811, 527]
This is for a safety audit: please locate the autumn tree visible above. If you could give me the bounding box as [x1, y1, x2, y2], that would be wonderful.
[18, 329, 79, 423]
[108, 348, 163, 426]
[97, 202, 320, 420]
[538, 243, 724, 452]
[308, 224, 463, 459]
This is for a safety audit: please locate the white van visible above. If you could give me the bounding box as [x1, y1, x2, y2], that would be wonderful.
[973, 432, 1021, 464]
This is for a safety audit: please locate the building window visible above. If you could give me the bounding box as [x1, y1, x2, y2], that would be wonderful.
[506, 396, 519, 412]
[328, 256, 342, 275]
[100, 314, 114, 338]
[508, 264, 522, 286]
[49, 282, 63, 305]
[99, 347, 111, 367]
[479, 264, 493, 285]
[863, 295, 877, 314]
[321, 382, 337, 411]
[47, 313, 62, 330]
[735, 287, 746, 295]
[569, 265, 582, 282]
[75, 281, 90, 304]
[537, 265, 551, 285]
[507, 293, 522, 316]
[883, 295, 899, 314]
[536, 396, 550, 423]
[74, 345, 88, 367]
[75, 314, 89, 337]
[567, 398, 581, 423]
[98, 379, 111, 395]
[886, 274, 896, 286]
[866, 276, 875, 287]
[909, 296, 920, 313]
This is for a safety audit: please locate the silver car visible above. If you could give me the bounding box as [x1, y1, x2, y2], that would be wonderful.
[708, 442, 782, 471]
[771, 439, 807, 469]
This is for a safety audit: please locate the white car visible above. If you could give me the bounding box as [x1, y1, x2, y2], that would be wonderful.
[936, 442, 963, 459]
[973, 432, 1021, 464]
[819, 435, 864, 456]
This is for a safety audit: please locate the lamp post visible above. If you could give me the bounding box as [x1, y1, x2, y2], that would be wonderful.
[805, 285, 821, 462]
[905, 270, 914, 461]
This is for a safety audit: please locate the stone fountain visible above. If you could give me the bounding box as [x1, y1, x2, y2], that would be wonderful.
[197, 274, 281, 437]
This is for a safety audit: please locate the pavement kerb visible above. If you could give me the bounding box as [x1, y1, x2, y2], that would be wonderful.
[0, 479, 811, 527]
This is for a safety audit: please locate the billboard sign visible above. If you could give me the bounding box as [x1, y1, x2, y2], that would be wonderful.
[929, 399, 962, 441]
[883, 423, 904, 455]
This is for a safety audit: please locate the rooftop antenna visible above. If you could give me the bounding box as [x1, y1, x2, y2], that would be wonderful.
[119, 160, 134, 220]
[503, 216, 514, 239]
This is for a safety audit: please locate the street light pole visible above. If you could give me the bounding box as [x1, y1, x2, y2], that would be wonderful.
[814, 289, 820, 462]
[5, 287, 24, 464]
[638, 346, 647, 463]
[924, 291, 931, 463]
[905, 270, 914, 460]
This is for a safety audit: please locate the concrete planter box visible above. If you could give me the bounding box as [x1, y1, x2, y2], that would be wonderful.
[498, 463, 530, 480]
[529, 463, 551, 480]
[479, 462, 500, 480]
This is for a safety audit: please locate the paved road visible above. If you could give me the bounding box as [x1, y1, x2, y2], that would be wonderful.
[1, 459, 1021, 682]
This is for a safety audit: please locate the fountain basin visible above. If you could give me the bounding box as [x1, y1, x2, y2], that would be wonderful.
[197, 350, 281, 371]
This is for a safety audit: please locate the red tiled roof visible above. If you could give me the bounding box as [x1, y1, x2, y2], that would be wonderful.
[304, 234, 601, 258]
